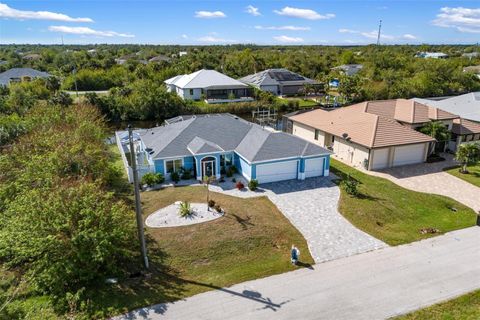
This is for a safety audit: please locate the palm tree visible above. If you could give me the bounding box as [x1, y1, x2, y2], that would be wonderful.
[419, 121, 451, 154]
[455, 143, 480, 173]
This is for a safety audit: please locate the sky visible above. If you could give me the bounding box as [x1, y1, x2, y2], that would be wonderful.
[0, 0, 479, 45]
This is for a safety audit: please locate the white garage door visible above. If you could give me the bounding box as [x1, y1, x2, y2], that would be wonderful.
[305, 158, 324, 178]
[256, 160, 298, 183]
[393, 144, 426, 167]
[371, 148, 389, 170]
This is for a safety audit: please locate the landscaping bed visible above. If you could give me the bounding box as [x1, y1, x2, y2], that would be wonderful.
[88, 186, 313, 317]
[445, 164, 480, 188]
[330, 159, 477, 246]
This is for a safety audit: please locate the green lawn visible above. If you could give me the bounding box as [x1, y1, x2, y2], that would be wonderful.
[330, 159, 477, 245]
[445, 165, 480, 188]
[87, 186, 313, 318]
[392, 290, 480, 320]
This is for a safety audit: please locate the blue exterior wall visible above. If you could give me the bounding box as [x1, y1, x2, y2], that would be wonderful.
[184, 156, 195, 170]
[154, 159, 164, 175]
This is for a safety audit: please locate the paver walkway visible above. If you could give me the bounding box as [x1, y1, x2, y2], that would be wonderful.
[209, 176, 386, 263]
[362, 154, 480, 212]
[115, 227, 480, 320]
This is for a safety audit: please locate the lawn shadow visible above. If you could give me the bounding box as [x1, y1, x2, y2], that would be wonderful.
[227, 213, 255, 229]
[296, 261, 314, 270]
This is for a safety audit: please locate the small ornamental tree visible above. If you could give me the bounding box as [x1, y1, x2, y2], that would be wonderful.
[455, 142, 480, 173]
[419, 121, 451, 154]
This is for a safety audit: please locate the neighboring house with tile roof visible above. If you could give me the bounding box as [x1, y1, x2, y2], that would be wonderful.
[289, 103, 435, 170]
[239, 68, 321, 96]
[289, 97, 480, 170]
[0, 68, 51, 86]
[115, 114, 331, 184]
[164, 69, 254, 104]
[415, 52, 448, 59]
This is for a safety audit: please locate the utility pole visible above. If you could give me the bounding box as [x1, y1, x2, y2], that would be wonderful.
[128, 125, 149, 270]
[376, 20, 382, 46]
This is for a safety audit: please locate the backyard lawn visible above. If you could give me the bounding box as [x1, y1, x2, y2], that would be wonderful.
[445, 165, 480, 188]
[330, 159, 477, 245]
[88, 186, 313, 317]
[392, 289, 480, 320]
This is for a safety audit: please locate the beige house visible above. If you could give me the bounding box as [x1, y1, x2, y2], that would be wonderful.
[289, 102, 436, 170]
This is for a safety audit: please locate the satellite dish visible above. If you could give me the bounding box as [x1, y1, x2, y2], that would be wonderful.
[342, 133, 349, 139]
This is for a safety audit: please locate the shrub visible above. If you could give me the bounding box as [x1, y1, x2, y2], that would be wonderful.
[226, 165, 237, 177]
[236, 181, 244, 190]
[248, 179, 259, 191]
[180, 169, 192, 180]
[232, 178, 236, 183]
[141, 172, 157, 186]
[342, 175, 359, 196]
[178, 201, 192, 217]
[170, 171, 180, 183]
[214, 204, 222, 213]
[154, 173, 165, 184]
[208, 199, 215, 208]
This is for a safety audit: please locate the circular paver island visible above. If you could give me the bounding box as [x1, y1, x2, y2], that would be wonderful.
[145, 201, 224, 228]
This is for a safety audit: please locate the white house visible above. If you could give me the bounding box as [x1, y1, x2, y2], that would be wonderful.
[164, 69, 254, 104]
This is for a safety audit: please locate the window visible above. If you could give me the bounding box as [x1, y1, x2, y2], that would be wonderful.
[220, 154, 233, 167]
[166, 159, 182, 173]
[314, 129, 320, 140]
[189, 89, 194, 95]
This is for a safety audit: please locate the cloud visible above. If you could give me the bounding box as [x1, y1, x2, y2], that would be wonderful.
[432, 7, 480, 33]
[48, 26, 134, 38]
[274, 6, 335, 20]
[194, 10, 226, 19]
[255, 25, 311, 31]
[0, 3, 93, 22]
[246, 5, 261, 16]
[273, 35, 304, 43]
[197, 35, 235, 43]
[181, 34, 188, 39]
[338, 28, 415, 41]
[402, 34, 417, 40]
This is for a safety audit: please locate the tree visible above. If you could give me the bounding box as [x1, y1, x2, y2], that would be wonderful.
[419, 121, 451, 154]
[45, 76, 60, 93]
[202, 175, 216, 211]
[49, 91, 73, 108]
[455, 143, 480, 173]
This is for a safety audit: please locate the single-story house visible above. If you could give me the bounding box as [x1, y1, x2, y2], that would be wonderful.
[415, 52, 448, 59]
[239, 69, 321, 96]
[148, 55, 171, 63]
[463, 66, 480, 79]
[289, 103, 435, 170]
[462, 52, 480, 59]
[0, 68, 51, 86]
[331, 64, 363, 76]
[414, 92, 480, 123]
[164, 69, 254, 104]
[116, 114, 331, 184]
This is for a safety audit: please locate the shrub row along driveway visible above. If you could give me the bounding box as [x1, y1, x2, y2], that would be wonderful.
[210, 176, 387, 263]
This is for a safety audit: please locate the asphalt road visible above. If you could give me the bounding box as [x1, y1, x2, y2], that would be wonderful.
[115, 227, 480, 320]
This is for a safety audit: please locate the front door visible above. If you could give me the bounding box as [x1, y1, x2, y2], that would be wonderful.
[202, 160, 214, 177]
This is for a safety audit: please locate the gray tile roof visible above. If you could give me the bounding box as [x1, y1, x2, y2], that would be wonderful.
[0, 68, 51, 86]
[413, 92, 480, 123]
[165, 69, 248, 89]
[131, 114, 331, 163]
[239, 69, 318, 88]
[187, 136, 224, 154]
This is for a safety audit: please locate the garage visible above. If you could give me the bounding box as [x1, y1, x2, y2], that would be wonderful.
[393, 143, 426, 167]
[304, 158, 325, 178]
[256, 160, 298, 183]
[371, 148, 389, 170]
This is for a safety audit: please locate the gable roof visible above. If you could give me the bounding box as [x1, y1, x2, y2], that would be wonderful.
[290, 106, 435, 149]
[331, 64, 363, 76]
[239, 69, 318, 87]
[133, 114, 330, 163]
[359, 99, 458, 124]
[0, 68, 51, 86]
[164, 69, 248, 89]
[414, 92, 480, 123]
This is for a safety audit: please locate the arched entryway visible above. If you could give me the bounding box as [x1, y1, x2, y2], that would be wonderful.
[201, 156, 216, 178]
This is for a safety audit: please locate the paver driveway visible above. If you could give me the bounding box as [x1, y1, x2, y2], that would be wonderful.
[210, 176, 387, 263]
[365, 154, 480, 212]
